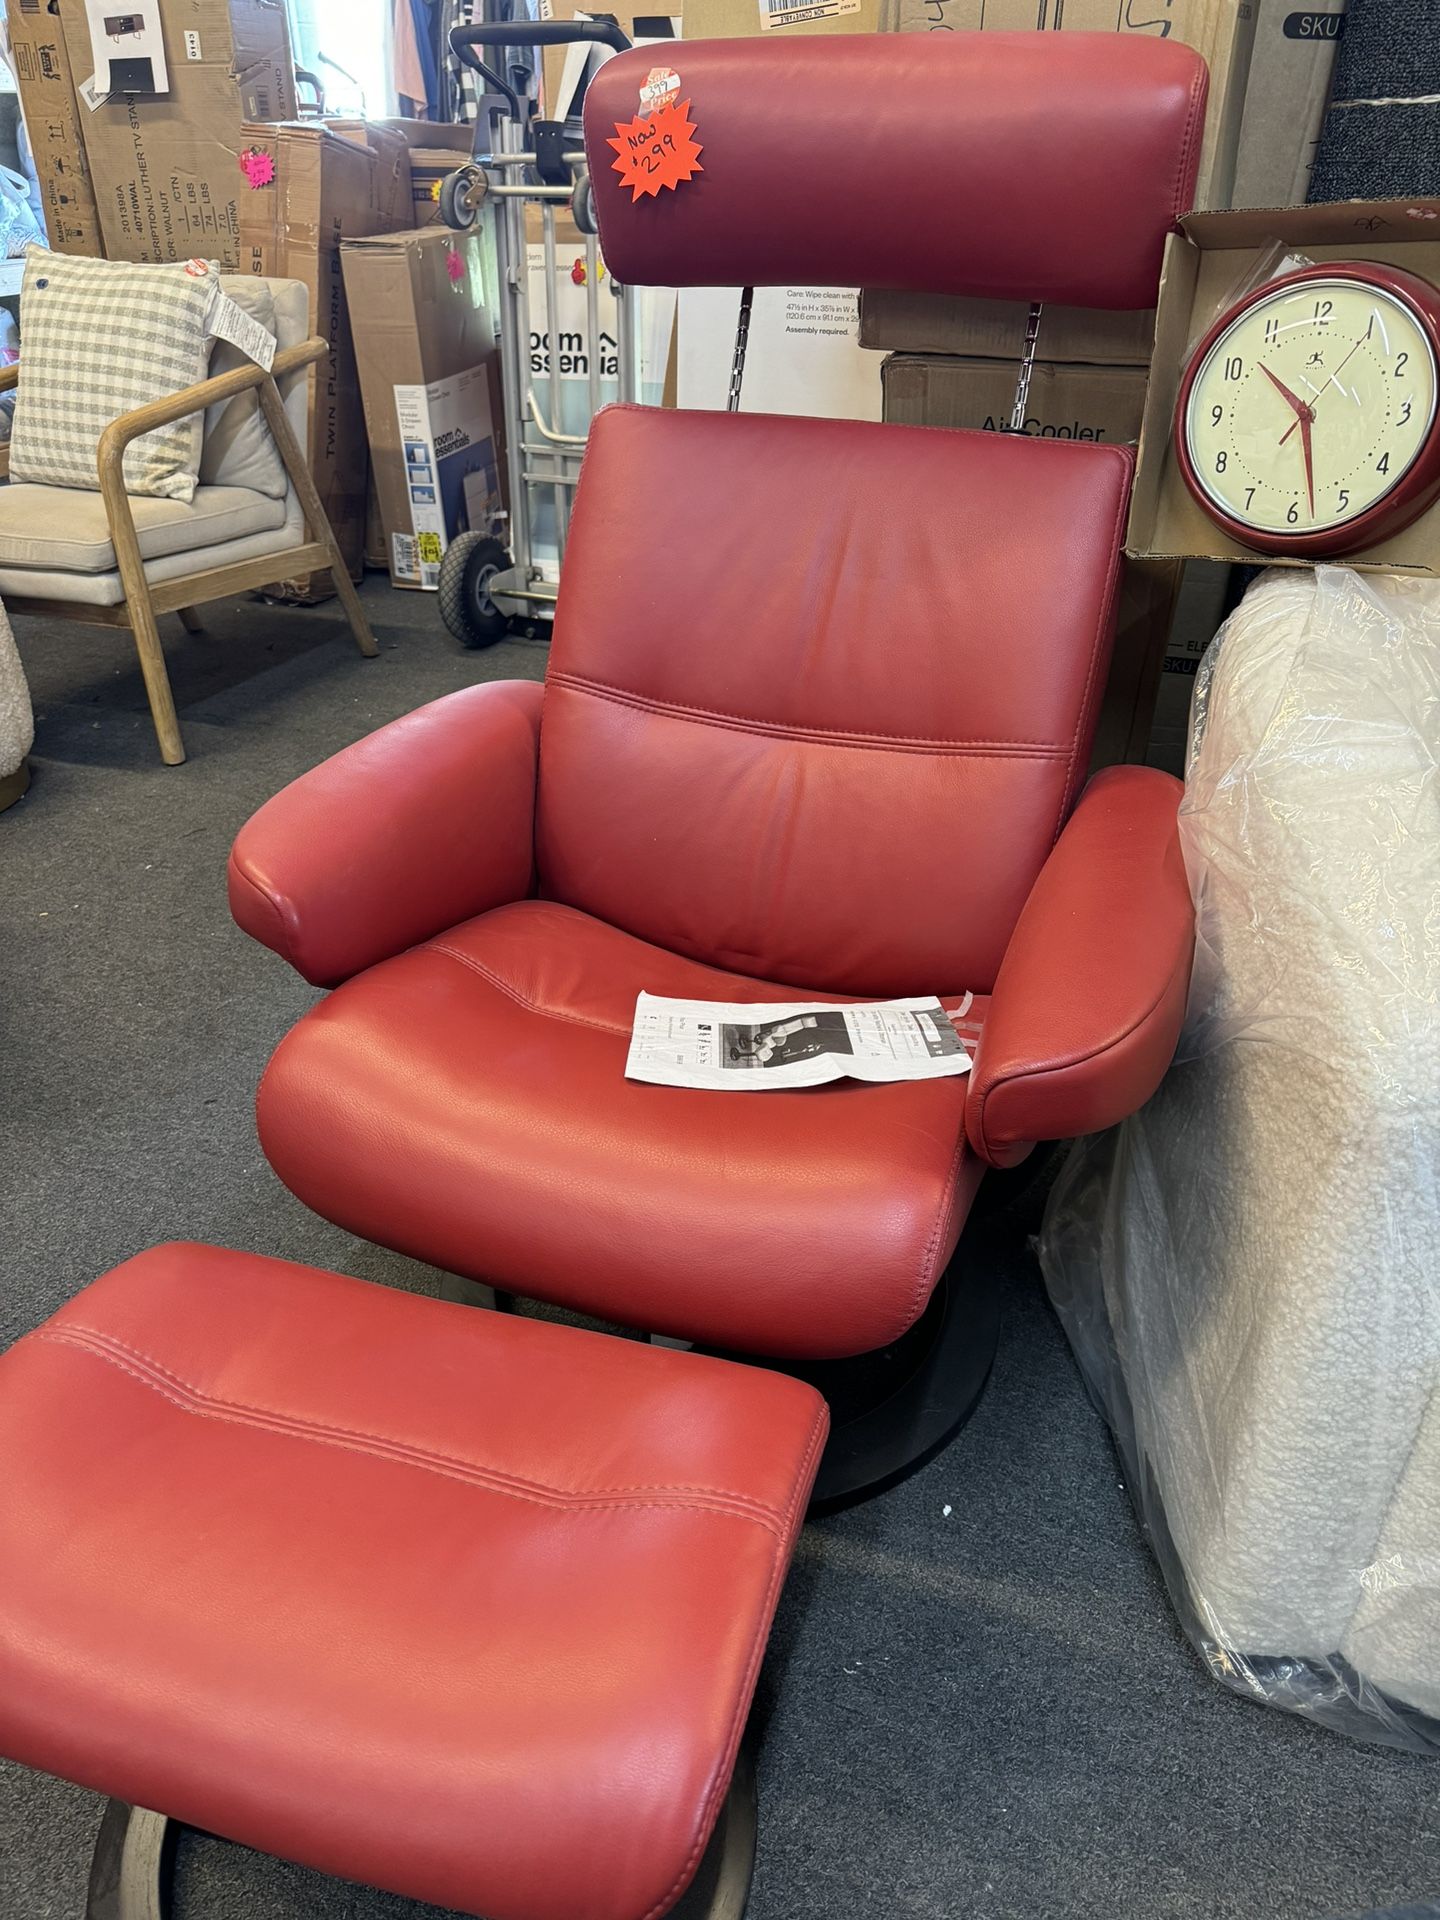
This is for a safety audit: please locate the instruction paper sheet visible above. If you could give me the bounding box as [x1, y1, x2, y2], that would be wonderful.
[626, 994, 974, 1091]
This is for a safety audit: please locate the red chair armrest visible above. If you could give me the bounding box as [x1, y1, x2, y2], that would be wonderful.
[965, 765, 1194, 1168]
[229, 680, 545, 987]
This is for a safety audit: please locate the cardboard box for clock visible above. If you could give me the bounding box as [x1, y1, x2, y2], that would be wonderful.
[1129, 198, 1440, 577]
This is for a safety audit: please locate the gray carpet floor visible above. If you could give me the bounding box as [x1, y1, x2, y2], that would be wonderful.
[2, 581, 1438, 1920]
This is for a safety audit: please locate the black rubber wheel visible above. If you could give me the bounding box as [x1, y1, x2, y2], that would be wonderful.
[572, 172, 597, 236]
[438, 533, 511, 649]
[438, 167, 484, 233]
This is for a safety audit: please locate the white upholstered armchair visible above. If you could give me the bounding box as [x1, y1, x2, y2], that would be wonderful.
[0, 275, 375, 766]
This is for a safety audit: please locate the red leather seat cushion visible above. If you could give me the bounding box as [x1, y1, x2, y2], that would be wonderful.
[257, 900, 988, 1359]
[0, 1244, 826, 1920]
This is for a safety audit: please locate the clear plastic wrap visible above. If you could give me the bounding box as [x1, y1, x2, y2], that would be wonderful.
[1040, 565, 1440, 1752]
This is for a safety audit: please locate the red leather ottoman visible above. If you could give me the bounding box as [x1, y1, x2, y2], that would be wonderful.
[0, 1243, 827, 1920]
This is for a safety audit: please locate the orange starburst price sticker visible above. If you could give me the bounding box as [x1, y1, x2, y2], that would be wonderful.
[608, 97, 703, 201]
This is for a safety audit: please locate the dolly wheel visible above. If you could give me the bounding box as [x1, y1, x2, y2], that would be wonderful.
[439, 533, 512, 649]
[438, 166, 486, 232]
[573, 172, 598, 236]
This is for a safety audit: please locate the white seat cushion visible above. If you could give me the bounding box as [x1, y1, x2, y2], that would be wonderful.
[0, 482, 288, 574]
[0, 525, 309, 608]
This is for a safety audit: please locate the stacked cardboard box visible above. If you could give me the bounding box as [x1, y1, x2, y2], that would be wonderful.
[875, 339, 1210, 760]
[5, 0, 101, 253]
[56, 0, 295, 267]
[853, 3, 1261, 763]
[883, 354, 1180, 769]
[878, 0, 1254, 208]
[881, 356, 1148, 446]
[404, 148, 469, 227]
[325, 118, 471, 229]
[342, 227, 501, 593]
[861, 0, 1257, 367]
[1231, 0, 1347, 209]
[237, 120, 416, 599]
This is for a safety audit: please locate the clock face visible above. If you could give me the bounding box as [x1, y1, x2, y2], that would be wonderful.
[1182, 274, 1439, 541]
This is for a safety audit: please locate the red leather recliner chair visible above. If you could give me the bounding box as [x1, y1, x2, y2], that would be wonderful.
[0, 41, 1210, 1920]
[231, 34, 1203, 1504]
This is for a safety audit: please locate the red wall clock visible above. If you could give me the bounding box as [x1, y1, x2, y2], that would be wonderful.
[1174, 260, 1440, 558]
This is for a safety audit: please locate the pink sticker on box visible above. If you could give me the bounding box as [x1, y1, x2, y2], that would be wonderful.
[240, 148, 275, 189]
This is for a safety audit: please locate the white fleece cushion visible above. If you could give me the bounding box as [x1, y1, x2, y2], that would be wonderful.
[0, 598, 33, 778]
[200, 276, 286, 499]
[10, 248, 218, 503]
[1042, 565, 1440, 1738]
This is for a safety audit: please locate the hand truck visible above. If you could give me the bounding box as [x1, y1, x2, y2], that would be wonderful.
[436, 18, 639, 648]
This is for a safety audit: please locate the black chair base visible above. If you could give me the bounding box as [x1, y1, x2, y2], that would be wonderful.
[84, 1749, 758, 1920]
[777, 1249, 1000, 1513]
[761, 1147, 1068, 1508]
[654, 1244, 1002, 1514]
[449, 1151, 1052, 1513]
[86, 1799, 172, 1920]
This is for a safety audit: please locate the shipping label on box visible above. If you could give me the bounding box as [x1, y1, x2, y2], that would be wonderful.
[390, 366, 500, 590]
[683, 0, 880, 36]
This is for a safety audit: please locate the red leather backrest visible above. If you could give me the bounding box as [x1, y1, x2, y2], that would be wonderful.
[583, 34, 1207, 306]
[536, 407, 1132, 998]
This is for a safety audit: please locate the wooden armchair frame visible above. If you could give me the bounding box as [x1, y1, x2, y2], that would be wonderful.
[0, 336, 377, 766]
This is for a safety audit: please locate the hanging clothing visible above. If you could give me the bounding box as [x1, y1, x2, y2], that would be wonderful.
[448, 0, 481, 122]
[393, 0, 429, 112]
[408, 0, 443, 117]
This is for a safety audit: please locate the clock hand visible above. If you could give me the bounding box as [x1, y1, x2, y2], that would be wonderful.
[1259, 362, 1312, 418]
[1319, 330, 1368, 399]
[1298, 407, 1315, 517]
[1283, 329, 1370, 441]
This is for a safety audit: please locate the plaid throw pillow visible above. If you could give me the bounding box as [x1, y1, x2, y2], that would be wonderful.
[10, 249, 220, 504]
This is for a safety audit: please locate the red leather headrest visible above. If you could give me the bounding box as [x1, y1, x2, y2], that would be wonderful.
[584, 33, 1207, 309]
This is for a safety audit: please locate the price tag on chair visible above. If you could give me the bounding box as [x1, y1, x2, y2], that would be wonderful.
[607, 97, 703, 201]
[205, 284, 276, 372]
